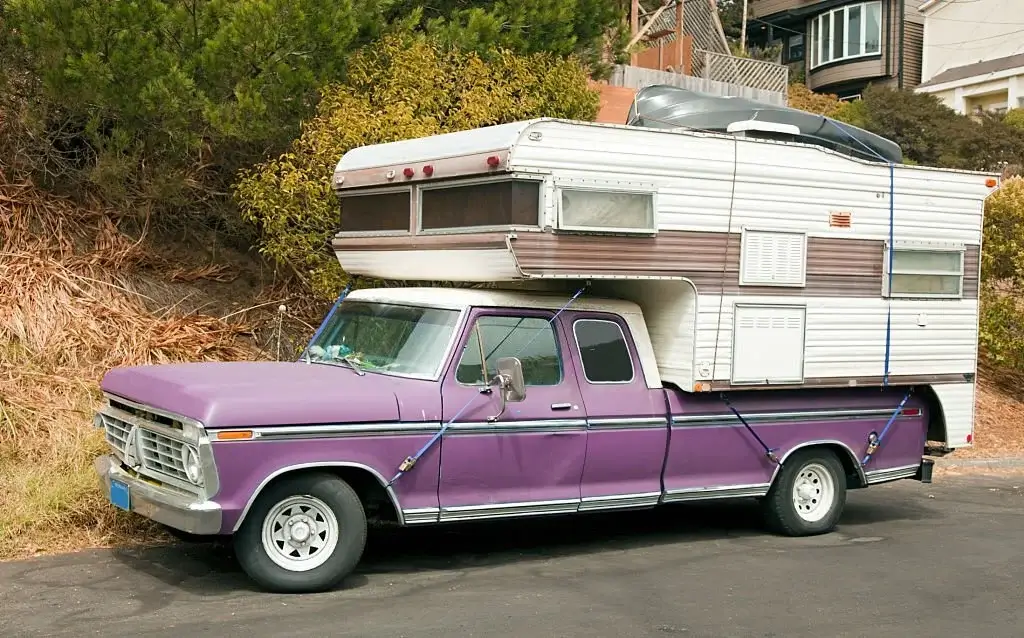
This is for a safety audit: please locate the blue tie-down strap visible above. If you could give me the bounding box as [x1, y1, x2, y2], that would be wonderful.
[721, 394, 781, 466]
[299, 280, 354, 362]
[861, 389, 914, 467]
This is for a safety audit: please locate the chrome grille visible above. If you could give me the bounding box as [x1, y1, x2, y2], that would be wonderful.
[98, 399, 200, 491]
[102, 413, 132, 458]
[138, 429, 189, 481]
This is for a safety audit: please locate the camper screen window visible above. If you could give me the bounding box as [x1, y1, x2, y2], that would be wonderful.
[420, 180, 541, 230]
[339, 190, 411, 233]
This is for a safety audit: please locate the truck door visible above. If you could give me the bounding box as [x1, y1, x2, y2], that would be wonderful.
[437, 308, 588, 520]
[564, 312, 668, 511]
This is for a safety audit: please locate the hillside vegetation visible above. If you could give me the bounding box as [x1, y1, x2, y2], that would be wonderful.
[2, 0, 1024, 559]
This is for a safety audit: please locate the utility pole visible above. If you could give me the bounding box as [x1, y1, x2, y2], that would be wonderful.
[741, 0, 749, 55]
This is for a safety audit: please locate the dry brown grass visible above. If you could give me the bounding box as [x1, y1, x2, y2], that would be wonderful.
[0, 175, 269, 559]
[944, 372, 1024, 460]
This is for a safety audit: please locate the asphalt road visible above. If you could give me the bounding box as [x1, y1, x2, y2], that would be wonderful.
[1, 475, 1022, 638]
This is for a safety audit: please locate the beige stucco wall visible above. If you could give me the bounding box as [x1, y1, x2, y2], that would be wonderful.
[922, 0, 1024, 82]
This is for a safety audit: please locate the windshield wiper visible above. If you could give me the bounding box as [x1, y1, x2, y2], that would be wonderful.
[305, 356, 365, 376]
[339, 355, 366, 376]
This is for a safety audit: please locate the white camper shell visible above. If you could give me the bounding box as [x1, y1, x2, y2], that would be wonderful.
[330, 118, 1001, 448]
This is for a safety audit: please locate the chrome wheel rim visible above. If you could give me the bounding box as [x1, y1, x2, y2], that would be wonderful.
[791, 462, 836, 523]
[261, 495, 340, 572]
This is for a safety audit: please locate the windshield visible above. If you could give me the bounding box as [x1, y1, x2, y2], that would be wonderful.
[304, 300, 461, 378]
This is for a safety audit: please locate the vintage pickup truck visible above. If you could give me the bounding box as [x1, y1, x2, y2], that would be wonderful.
[95, 286, 932, 593]
[95, 108, 993, 593]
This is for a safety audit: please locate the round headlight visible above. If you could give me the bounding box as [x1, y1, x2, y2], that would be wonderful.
[181, 446, 203, 485]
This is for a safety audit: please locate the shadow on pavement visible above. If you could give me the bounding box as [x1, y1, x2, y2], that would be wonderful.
[107, 490, 938, 595]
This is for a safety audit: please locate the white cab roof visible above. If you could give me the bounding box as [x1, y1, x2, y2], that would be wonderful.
[346, 286, 643, 316]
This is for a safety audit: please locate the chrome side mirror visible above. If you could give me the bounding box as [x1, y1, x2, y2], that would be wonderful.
[495, 357, 526, 402]
[485, 357, 526, 422]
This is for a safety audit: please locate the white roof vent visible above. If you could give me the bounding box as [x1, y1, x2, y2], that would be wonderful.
[726, 120, 802, 136]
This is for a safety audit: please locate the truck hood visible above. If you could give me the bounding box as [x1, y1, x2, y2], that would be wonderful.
[100, 361, 438, 428]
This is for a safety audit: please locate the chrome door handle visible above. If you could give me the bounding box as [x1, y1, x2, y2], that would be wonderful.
[551, 402, 573, 410]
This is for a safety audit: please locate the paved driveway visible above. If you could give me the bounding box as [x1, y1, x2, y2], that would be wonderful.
[1, 475, 1022, 637]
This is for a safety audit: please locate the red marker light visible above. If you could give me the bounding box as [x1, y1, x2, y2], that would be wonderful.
[422, 164, 434, 176]
[486, 155, 500, 168]
[403, 167, 415, 178]
[967, 433, 974, 443]
[901, 408, 922, 417]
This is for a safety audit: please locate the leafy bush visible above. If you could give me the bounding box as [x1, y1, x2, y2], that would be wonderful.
[982, 177, 1024, 285]
[786, 83, 844, 118]
[979, 288, 1024, 371]
[387, 0, 627, 73]
[978, 178, 1024, 370]
[234, 33, 600, 299]
[1, 0, 375, 204]
[1004, 108, 1024, 131]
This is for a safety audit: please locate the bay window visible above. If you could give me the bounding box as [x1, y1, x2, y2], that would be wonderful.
[809, 1, 882, 69]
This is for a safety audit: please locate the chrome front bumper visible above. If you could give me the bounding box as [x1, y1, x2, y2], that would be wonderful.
[94, 454, 224, 535]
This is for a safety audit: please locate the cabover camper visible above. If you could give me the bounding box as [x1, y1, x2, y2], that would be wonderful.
[94, 87, 1000, 593]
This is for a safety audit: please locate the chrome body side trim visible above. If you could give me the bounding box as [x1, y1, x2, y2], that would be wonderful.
[445, 419, 588, 435]
[672, 407, 917, 428]
[661, 483, 771, 503]
[586, 417, 668, 430]
[439, 498, 579, 522]
[247, 422, 441, 441]
[401, 508, 441, 525]
[864, 464, 920, 485]
[94, 454, 223, 535]
[231, 461, 408, 532]
[578, 492, 662, 511]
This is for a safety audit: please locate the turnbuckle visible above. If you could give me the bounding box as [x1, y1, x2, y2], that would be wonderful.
[865, 432, 880, 456]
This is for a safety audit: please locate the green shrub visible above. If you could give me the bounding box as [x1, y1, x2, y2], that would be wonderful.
[1, 1, 626, 210]
[1004, 108, 1024, 131]
[234, 33, 600, 299]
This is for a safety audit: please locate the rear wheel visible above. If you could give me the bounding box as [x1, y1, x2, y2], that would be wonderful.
[762, 448, 847, 536]
[234, 472, 367, 593]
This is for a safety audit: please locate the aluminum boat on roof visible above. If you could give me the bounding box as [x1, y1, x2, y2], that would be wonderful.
[626, 84, 903, 164]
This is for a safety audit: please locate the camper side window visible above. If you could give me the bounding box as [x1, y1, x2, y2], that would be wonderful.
[883, 245, 964, 298]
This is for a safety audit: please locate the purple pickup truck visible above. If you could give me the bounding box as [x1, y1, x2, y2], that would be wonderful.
[94, 286, 932, 593]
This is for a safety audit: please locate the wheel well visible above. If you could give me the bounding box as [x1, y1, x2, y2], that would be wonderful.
[917, 385, 949, 448]
[251, 466, 401, 525]
[783, 443, 866, 489]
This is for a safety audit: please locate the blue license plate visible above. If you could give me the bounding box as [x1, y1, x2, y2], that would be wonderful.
[110, 479, 130, 511]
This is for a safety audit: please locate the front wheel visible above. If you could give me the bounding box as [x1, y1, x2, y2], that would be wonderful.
[761, 448, 847, 536]
[234, 472, 367, 593]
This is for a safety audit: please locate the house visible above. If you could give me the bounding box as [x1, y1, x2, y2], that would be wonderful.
[747, 1, 925, 99]
[593, 0, 791, 123]
[914, 0, 1024, 115]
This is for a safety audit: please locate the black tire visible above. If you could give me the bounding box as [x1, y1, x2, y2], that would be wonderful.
[761, 448, 847, 536]
[233, 472, 367, 593]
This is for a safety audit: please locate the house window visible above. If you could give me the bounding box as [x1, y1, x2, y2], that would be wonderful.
[786, 34, 805, 63]
[739, 229, 808, 287]
[809, 1, 882, 69]
[882, 244, 965, 298]
[573, 319, 634, 384]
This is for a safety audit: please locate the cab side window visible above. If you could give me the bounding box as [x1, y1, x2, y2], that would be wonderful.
[573, 319, 634, 384]
[456, 315, 563, 386]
